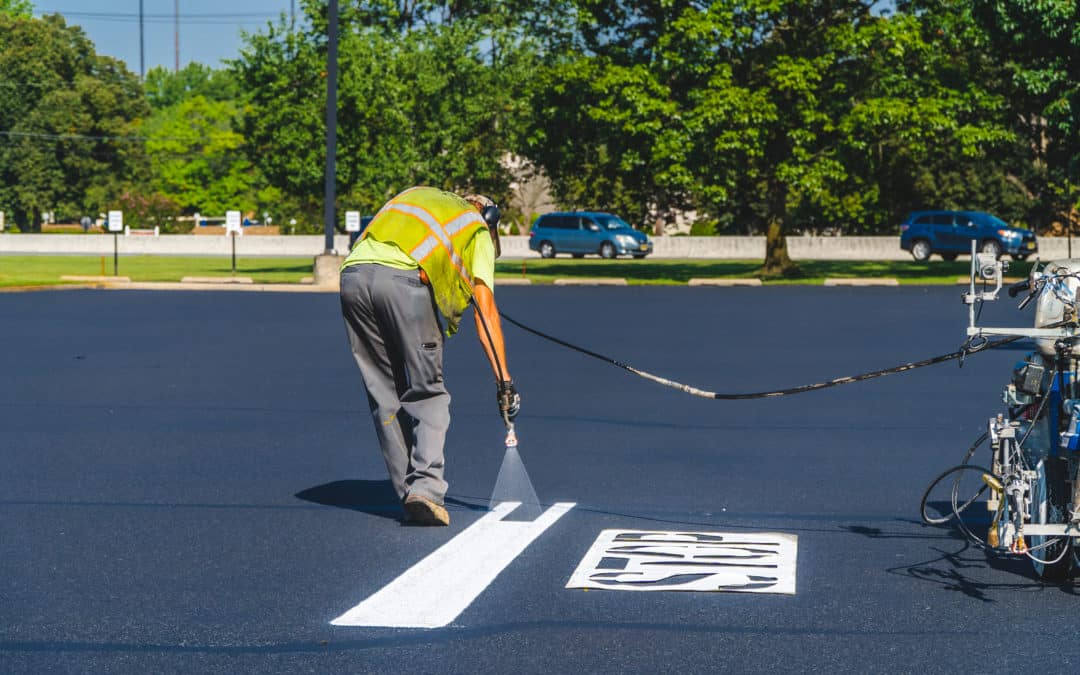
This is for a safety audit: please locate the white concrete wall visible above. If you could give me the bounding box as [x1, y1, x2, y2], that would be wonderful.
[1, 233, 1073, 260]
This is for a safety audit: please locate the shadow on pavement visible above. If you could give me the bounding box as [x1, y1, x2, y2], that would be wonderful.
[295, 479, 401, 521]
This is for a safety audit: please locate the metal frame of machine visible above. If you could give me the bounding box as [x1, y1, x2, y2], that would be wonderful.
[949, 241, 1080, 578]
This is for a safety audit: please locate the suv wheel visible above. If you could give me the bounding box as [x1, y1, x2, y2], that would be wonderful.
[981, 239, 1002, 259]
[941, 252, 958, 261]
[599, 241, 616, 259]
[539, 241, 556, 258]
[911, 239, 932, 262]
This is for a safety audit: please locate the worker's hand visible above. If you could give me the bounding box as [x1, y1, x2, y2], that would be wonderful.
[497, 380, 520, 422]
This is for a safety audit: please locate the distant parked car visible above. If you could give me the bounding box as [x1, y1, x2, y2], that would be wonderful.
[528, 211, 653, 259]
[899, 210, 1036, 261]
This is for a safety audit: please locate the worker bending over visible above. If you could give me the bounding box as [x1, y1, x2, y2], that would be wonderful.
[339, 187, 520, 526]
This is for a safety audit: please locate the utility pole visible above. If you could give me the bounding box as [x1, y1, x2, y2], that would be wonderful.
[139, 0, 145, 78]
[174, 0, 180, 72]
[323, 0, 339, 254]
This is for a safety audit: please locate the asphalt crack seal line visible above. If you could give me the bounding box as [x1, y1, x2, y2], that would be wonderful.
[331, 501, 575, 628]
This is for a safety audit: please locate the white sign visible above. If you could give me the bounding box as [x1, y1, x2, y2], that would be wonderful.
[566, 529, 798, 595]
[107, 210, 123, 233]
[225, 210, 242, 233]
[345, 211, 361, 232]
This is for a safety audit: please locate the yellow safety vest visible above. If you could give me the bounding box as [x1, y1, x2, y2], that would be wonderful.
[350, 187, 488, 336]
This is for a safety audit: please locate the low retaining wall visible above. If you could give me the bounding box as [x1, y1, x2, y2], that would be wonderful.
[2, 233, 1075, 260]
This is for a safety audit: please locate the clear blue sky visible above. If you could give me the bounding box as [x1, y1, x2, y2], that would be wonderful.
[33, 1, 301, 75]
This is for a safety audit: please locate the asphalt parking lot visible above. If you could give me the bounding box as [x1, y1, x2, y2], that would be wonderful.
[3, 285, 1080, 674]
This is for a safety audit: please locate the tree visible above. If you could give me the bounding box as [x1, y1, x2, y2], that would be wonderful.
[524, 1, 698, 233]
[526, 2, 1013, 275]
[0, 0, 32, 18]
[143, 95, 277, 218]
[0, 13, 148, 230]
[234, 1, 540, 228]
[144, 62, 240, 110]
[970, 0, 1080, 231]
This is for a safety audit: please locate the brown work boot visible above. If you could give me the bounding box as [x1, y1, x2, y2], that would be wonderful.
[404, 494, 450, 526]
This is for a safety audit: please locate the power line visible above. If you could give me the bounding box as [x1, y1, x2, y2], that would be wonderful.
[39, 10, 280, 20]
[0, 130, 235, 144]
[37, 10, 282, 26]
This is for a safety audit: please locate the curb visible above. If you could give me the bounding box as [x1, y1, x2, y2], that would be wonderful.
[823, 278, 899, 287]
[496, 278, 533, 286]
[120, 282, 337, 293]
[687, 278, 762, 287]
[181, 276, 254, 284]
[60, 275, 130, 283]
[553, 278, 628, 286]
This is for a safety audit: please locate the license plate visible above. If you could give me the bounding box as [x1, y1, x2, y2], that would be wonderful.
[639, 244, 648, 251]
[1026, 242, 1035, 249]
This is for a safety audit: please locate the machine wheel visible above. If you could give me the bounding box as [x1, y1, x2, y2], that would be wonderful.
[941, 252, 959, 261]
[539, 241, 556, 258]
[911, 239, 932, 262]
[599, 241, 616, 259]
[980, 239, 1002, 259]
[572, 253, 584, 259]
[632, 253, 647, 259]
[1030, 458, 1074, 580]
[1015, 254, 1028, 261]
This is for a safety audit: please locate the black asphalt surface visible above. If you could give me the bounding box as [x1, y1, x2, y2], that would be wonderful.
[3, 285, 1080, 674]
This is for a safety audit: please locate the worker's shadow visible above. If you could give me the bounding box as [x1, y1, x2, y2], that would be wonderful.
[295, 480, 402, 521]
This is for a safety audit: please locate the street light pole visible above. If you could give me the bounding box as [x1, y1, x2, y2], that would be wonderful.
[175, 0, 180, 72]
[323, 0, 339, 254]
[139, 0, 145, 78]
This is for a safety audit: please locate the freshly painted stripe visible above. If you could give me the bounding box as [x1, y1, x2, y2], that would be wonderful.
[331, 501, 575, 628]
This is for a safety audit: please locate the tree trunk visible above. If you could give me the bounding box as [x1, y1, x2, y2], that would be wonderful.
[758, 220, 801, 278]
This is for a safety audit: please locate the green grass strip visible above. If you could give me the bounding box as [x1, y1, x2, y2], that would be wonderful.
[0, 255, 312, 287]
[0, 255, 1033, 288]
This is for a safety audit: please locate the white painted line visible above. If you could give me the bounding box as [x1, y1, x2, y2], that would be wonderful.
[496, 277, 533, 285]
[567, 529, 798, 595]
[332, 501, 575, 628]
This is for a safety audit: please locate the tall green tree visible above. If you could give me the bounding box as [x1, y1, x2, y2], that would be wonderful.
[234, 1, 540, 229]
[526, 1, 1012, 275]
[0, 0, 32, 18]
[144, 95, 278, 220]
[144, 62, 240, 110]
[970, 0, 1080, 231]
[0, 13, 148, 230]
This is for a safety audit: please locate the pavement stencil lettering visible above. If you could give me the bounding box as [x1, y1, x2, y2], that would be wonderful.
[566, 529, 798, 594]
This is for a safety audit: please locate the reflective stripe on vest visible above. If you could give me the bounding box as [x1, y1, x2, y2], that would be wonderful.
[353, 187, 488, 336]
[401, 207, 485, 285]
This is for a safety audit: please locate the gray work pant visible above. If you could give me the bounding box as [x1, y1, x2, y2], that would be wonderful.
[339, 264, 450, 504]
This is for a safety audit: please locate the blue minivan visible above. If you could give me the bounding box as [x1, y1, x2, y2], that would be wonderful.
[528, 211, 653, 259]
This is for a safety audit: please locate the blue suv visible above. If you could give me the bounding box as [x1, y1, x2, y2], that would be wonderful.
[528, 211, 653, 259]
[899, 210, 1036, 261]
